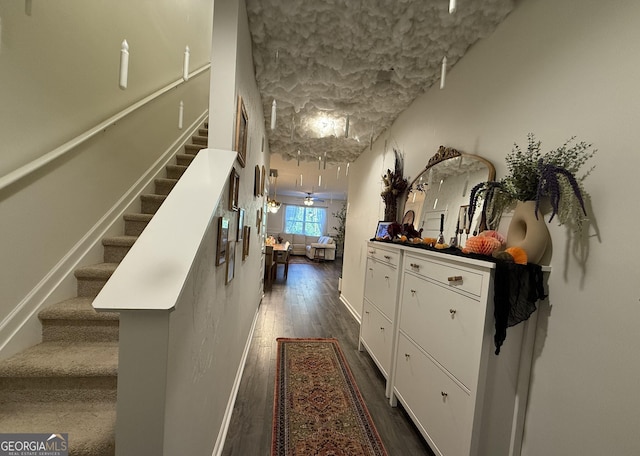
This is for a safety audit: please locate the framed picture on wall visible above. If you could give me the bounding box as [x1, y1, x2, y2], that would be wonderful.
[229, 167, 239, 211]
[254, 165, 261, 197]
[237, 208, 245, 241]
[216, 217, 229, 266]
[242, 226, 251, 260]
[235, 96, 248, 168]
[226, 241, 236, 284]
[261, 165, 266, 196]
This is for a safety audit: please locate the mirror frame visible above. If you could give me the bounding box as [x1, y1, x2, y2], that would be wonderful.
[402, 146, 496, 234]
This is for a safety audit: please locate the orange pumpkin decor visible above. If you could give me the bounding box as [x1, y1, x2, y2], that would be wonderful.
[462, 236, 502, 256]
[422, 237, 437, 246]
[504, 246, 528, 265]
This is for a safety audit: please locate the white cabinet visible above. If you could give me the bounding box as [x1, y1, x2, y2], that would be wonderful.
[360, 242, 542, 456]
[359, 243, 401, 392]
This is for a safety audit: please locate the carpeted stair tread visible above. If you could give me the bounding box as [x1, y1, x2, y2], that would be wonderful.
[198, 128, 208, 136]
[191, 135, 207, 145]
[0, 401, 116, 456]
[166, 164, 188, 179]
[185, 143, 206, 154]
[122, 212, 153, 222]
[175, 153, 195, 166]
[101, 235, 137, 248]
[74, 263, 118, 280]
[39, 297, 118, 322]
[0, 341, 118, 378]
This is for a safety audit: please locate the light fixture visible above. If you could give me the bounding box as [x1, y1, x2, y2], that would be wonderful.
[267, 170, 281, 213]
[271, 99, 277, 130]
[304, 194, 314, 206]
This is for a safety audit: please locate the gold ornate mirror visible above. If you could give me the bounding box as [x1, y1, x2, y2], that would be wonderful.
[402, 146, 495, 244]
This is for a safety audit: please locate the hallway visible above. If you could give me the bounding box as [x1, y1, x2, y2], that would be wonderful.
[222, 257, 434, 455]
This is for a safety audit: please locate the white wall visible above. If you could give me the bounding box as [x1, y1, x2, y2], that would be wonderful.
[342, 0, 640, 454]
[161, 0, 270, 454]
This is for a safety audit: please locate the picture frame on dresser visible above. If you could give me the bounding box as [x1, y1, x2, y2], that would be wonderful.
[375, 221, 393, 239]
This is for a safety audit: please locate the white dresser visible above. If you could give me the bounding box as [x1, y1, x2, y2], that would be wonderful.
[358, 242, 402, 396]
[360, 241, 541, 456]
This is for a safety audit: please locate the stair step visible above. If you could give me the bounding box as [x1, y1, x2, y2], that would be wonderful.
[185, 143, 206, 155]
[191, 135, 207, 145]
[0, 401, 116, 455]
[123, 213, 153, 236]
[154, 177, 178, 195]
[0, 341, 118, 403]
[166, 164, 188, 179]
[74, 263, 118, 297]
[140, 194, 166, 214]
[175, 153, 195, 166]
[102, 235, 137, 263]
[198, 128, 208, 136]
[39, 297, 119, 343]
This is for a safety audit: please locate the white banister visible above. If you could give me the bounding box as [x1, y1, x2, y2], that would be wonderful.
[93, 148, 236, 312]
[0, 64, 211, 192]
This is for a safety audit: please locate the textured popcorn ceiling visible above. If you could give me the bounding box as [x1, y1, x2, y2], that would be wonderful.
[246, 0, 514, 198]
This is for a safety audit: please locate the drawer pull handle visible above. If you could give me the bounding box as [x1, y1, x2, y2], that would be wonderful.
[365, 311, 370, 315]
[369, 268, 374, 271]
[384, 275, 389, 279]
[380, 327, 385, 331]
[405, 353, 410, 360]
[410, 263, 421, 269]
[448, 275, 463, 282]
[410, 289, 416, 295]
[441, 391, 448, 398]
[449, 309, 457, 316]
[384, 255, 391, 260]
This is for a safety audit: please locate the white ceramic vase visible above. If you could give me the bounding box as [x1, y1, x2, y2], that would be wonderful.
[505, 200, 550, 264]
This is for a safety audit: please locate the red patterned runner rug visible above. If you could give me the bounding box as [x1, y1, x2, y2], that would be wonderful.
[271, 338, 388, 456]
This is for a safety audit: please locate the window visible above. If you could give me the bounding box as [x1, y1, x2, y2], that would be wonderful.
[284, 205, 327, 236]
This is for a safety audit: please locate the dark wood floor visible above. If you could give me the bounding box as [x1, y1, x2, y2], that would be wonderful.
[221, 256, 435, 455]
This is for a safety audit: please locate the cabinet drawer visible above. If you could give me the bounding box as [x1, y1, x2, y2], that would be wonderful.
[360, 300, 393, 377]
[367, 243, 400, 267]
[404, 255, 483, 297]
[364, 259, 398, 319]
[394, 334, 473, 456]
[400, 273, 484, 389]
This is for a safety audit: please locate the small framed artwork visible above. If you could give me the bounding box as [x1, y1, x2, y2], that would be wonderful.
[261, 136, 264, 153]
[235, 96, 248, 168]
[237, 208, 245, 241]
[242, 226, 251, 260]
[375, 221, 393, 240]
[216, 217, 229, 266]
[261, 165, 266, 196]
[229, 167, 239, 211]
[254, 165, 261, 197]
[256, 208, 261, 230]
[226, 241, 236, 284]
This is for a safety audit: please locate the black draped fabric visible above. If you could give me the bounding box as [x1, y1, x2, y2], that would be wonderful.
[493, 262, 546, 354]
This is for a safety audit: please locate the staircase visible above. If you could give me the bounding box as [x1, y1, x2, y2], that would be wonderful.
[0, 125, 209, 455]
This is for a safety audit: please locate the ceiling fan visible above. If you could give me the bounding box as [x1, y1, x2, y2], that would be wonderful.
[303, 192, 315, 206]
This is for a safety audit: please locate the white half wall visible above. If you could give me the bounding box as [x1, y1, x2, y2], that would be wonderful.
[342, 0, 640, 454]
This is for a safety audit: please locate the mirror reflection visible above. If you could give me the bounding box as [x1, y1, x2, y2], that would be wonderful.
[403, 147, 495, 246]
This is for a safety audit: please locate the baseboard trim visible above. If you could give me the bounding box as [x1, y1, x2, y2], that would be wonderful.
[340, 294, 361, 325]
[0, 111, 208, 359]
[211, 306, 260, 456]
